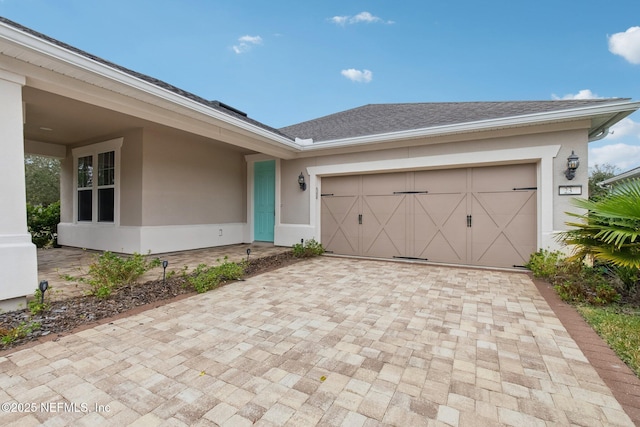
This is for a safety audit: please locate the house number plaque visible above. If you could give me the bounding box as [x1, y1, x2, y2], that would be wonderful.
[558, 185, 582, 195]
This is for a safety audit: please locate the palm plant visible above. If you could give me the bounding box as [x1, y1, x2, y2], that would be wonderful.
[559, 178, 640, 269]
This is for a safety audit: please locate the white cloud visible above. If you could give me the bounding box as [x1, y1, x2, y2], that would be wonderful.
[589, 143, 640, 170]
[330, 16, 349, 25]
[607, 117, 640, 140]
[551, 89, 602, 100]
[352, 12, 382, 24]
[341, 69, 373, 83]
[232, 35, 263, 54]
[329, 11, 393, 25]
[608, 26, 640, 64]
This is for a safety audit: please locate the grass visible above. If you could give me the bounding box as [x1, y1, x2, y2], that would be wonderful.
[577, 305, 640, 377]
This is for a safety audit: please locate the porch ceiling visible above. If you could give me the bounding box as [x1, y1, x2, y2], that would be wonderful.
[23, 86, 149, 146]
[21, 86, 258, 154]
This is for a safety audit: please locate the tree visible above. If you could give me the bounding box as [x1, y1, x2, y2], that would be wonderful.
[559, 178, 640, 269]
[24, 154, 60, 206]
[588, 163, 618, 201]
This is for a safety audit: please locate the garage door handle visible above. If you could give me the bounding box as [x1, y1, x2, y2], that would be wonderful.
[358, 214, 363, 225]
[467, 215, 472, 227]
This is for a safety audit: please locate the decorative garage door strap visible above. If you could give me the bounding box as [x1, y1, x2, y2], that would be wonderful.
[392, 191, 429, 194]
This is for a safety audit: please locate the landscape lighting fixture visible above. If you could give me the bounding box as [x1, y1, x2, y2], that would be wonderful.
[162, 260, 169, 285]
[38, 280, 48, 304]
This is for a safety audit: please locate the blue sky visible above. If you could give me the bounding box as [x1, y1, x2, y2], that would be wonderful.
[2, 0, 640, 173]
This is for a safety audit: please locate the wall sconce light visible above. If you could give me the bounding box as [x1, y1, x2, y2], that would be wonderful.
[298, 172, 307, 191]
[564, 151, 580, 180]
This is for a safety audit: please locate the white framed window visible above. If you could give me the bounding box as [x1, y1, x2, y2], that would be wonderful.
[72, 138, 123, 225]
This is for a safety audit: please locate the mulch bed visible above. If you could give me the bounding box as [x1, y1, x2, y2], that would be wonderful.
[0, 251, 300, 353]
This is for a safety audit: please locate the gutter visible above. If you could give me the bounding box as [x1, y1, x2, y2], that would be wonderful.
[297, 101, 640, 151]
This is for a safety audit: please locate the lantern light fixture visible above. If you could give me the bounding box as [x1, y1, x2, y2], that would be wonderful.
[564, 151, 580, 180]
[298, 172, 307, 191]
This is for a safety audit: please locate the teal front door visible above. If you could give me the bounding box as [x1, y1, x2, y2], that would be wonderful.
[254, 160, 275, 242]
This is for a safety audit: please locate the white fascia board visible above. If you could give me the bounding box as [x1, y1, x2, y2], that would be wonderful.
[0, 21, 299, 151]
[298, 101, 640, 152]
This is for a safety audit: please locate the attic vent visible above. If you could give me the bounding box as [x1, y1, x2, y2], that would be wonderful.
[211, 100, 248, 117]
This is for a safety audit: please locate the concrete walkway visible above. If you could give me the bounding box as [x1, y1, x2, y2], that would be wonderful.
[0, 257, 634, 426]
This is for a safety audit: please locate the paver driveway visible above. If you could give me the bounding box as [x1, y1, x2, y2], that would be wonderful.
[0, 257, 633, 426]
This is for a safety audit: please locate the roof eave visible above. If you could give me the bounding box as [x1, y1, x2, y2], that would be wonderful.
[600, 166, 640, 185]
[0, 20, 300, 153]
[298, 100, 640, 152]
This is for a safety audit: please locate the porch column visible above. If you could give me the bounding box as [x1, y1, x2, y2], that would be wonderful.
[0, 69, 37, 311]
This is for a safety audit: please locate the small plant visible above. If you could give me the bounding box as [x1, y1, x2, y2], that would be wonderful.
[0, 321, 41, 345]
[28, 288, 51, 315]
[64, 251, 161, 298]
[292, 238, 325, 258]
[186, 257, 245, 293]
[592, 283, 622, 305]
[554, 280, 586, 304]
[526, 249, 564, 279]
[551, 260, 621, 305]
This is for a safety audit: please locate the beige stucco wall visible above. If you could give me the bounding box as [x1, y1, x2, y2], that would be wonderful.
[141, 128, 247, 226]
[120, 129, 144, 226]
[279, 123, 590, 231]
[280, 158, 316, 224]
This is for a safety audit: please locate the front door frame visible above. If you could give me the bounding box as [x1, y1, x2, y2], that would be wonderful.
[246, 154, 280, 243]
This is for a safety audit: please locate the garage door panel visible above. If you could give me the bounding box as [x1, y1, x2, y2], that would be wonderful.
[471, 233, 519, 267]
[414, 226, 467, 263]
[471, 164, 536, 192]
[414, 169, 467, 193]
[321, 195, 360, 255]
[322, 175, 360, 197]
[471, 190, 536, 267]
[413, 193, 467, 261]
[362, 173, 406, 195]
[362, 195, 406, 258]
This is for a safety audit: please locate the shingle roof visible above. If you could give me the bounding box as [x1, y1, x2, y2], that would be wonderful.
[0, 16, 291, 139]
[279, 100, 630, 142]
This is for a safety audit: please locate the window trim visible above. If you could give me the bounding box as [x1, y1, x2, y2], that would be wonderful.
[72, 137, 123, 225]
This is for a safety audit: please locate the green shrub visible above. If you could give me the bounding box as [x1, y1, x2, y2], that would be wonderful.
[526, 249, 564, 279]
[292, 238, 325, 258]
[65, 251, 161, 298]
[28, 288, 51, 315]
[26, 201, 60, 248]
[554, 280, 586, 303]
[551, 260, 621, 305]
[186, 257, 245, 293]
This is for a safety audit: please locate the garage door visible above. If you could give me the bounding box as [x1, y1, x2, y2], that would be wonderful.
[321, 164, 537, 268]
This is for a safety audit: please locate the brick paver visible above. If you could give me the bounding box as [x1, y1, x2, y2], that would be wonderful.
[1, 257, 634, 425]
